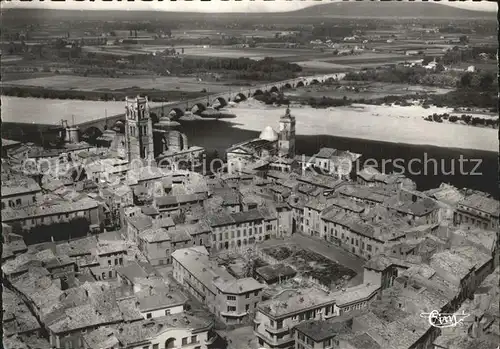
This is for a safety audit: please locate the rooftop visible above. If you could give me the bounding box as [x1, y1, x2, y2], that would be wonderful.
[1, 197, 100, 222]
[135, 287, 188, 312]
[459, 193, 500, 216]
[346, 332, 382, 349]
[112, 313, 212, 347]
[116, 261, 161, 283]
[333, 283, 380, 307]
[1, 177, 41, 198]
[295, 319, 352, 342]
[259, 287, 336, 318]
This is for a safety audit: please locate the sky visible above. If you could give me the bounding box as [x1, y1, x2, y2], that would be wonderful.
[2, 0, 497, 13]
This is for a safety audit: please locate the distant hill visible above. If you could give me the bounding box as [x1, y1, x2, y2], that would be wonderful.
[282, 2, 496, 19]
[1, 2, 495, 25]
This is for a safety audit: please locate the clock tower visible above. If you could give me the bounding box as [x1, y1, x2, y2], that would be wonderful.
[125, 96, 154, 162]
[278, 106, 296, 158]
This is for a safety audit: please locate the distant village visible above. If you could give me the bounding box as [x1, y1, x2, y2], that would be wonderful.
[2, 98, 499, 349]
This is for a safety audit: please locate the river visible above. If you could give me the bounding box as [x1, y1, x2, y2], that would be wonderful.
[178, 100, 498, 198]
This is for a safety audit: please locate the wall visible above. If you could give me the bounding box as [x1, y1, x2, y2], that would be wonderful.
[149, 327, 209, 349]
[142, 304, 184, 319]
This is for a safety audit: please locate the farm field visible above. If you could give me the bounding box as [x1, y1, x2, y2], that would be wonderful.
[3, 75, 235, 93]
[1, 96, 167, 125]
[294, 60, 355, 71]
[171, 29, 279, 39]
[180, 46, 297, 60]
[323, 52, 411, 65]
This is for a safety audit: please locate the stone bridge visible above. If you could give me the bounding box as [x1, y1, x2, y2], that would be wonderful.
[77, 73, 345, 137]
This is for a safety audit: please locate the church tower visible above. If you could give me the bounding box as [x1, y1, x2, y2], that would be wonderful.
[125, 96, 154, 162]
[278, 106, 296, 158]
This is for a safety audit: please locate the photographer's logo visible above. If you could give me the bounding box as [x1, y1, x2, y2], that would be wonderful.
[420, 310, 470, 328]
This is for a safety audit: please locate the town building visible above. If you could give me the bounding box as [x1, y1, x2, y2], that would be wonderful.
[207, 208, 278, 250]
[453, 193, 499, 231]
[1, 196, 102, 232]
[172, 246, 265, 324]
[1, 177, 41, 210]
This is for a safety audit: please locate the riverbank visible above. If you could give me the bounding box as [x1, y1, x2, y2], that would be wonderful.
[223, 99, 497, 152]
[176, 118, 498, 198]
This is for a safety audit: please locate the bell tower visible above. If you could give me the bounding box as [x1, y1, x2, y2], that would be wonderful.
[278, 106, 296, 158]
[125, 96, 154, 162]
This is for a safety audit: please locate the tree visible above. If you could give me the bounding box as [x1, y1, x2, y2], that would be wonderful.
[422, 56, 433, 66]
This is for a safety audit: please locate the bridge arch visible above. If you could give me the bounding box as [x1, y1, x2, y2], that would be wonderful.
[253, 89, 264, 97]
[111, 119, 125, 133]
[234, 93, 247, 102]
[82, 126, 103, 143]
[169, 108, 185, 119]
[310, 79, 320, 85]
[296, 81, 305, 88]
[191, 103, 206, 115]
[283, 83, 292, 89]
[214, 97, 228, 108]
[269, 86, 279, 93]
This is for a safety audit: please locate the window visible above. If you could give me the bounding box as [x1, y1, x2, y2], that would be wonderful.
[165, 309, 171, 315]
[182, 337, 188, 346]
[254, 291, 259, 296]
[153, 344, 159, 349]
[108, 260, 112, 266]
[147, 313, 152, 319]
[191, 335, 197, 343]
[227, 296, 236, 301]
[227, 306, 236, 311]
[143, 346, 149, 349]
[109, 271, 113, 278]
[246, 304, 250, 311]
[367, 244, 372, 252]
[245, 293, 250, 299]
[16, 199, 21, 206]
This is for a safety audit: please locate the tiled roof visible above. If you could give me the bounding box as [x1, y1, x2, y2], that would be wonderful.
[459, 194, 500, 216]
[1, 197, 100, 222]
[2, 177, 41, 197]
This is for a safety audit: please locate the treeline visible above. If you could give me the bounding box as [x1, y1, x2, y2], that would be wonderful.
[440, 46, 497, 65]
[296, 96, 351, 108]
[254, 91, 290, 106]
[63, 54, 302, 80]
[127, 55, 302, 75]
[345, 66, 497, 92]
[345, 67, 456, 88]
[2, 86, 205, 102]
[424, 113, 499, 128]
[360, 90, 498, 112]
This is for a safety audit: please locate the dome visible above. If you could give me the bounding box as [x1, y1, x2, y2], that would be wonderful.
[155, 116, 181, 128]
[259, 126, 278, 142]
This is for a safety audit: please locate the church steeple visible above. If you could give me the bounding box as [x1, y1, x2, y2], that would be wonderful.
[278, 106, 296, 158]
